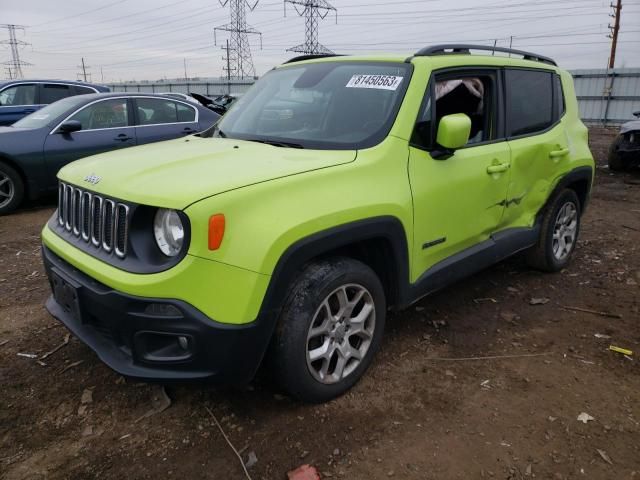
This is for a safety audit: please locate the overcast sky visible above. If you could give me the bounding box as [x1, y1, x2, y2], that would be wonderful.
[1, 0, 639, 83]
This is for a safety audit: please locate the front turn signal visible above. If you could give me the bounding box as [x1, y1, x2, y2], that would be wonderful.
[208, 214, 225, 250]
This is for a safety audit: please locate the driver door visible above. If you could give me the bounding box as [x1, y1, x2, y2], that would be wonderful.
[408, 69, 511, 281]
[44, 98, 136, 185]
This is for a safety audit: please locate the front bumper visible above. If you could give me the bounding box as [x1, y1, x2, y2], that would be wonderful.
[42, 245, 272, 384]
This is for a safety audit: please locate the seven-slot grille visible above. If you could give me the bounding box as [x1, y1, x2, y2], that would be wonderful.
[57, 182, 130, 258]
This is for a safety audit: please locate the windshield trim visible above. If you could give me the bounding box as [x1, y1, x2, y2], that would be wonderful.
[209, 61, 414, 150]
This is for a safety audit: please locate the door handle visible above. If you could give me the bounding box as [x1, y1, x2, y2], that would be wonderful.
[549, 148, 569, 158]
[114, 134, 133, 142]
[486, 163, 510, 174]
[181, 127, 195, 134]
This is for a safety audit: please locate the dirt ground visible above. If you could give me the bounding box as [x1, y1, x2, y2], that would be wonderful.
[1, 127, 638, 480]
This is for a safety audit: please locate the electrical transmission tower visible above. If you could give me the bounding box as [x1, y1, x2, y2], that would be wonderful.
[284, 0, 337, 55]
[1, 24, 31, 79]
[214, 0, 262, 79]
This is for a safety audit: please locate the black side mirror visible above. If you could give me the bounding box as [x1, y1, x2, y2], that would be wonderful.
[633, 110, 640, 118]
[58, 120, 82, 134]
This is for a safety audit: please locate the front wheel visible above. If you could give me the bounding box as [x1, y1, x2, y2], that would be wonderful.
[0, 161, 25, 215]
[526, 189, 581, 272]
[270, 258, 386, 403]
[608, 135, 627, 171]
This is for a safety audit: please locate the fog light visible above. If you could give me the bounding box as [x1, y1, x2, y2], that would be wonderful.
[134, 331, 194, 363]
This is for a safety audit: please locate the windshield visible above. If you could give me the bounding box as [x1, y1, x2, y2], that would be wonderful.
[12, 96, 88, 129]
[206, 61, 412, 149]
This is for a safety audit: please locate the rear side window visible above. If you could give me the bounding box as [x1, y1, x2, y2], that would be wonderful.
[135, 98, 194, 125]
[553, 75, 565, 119]
[0, 84, 37, 106]
[41, 84, 72, 104]
[177, 102, 196, 122]
[505, 69, 553, 137]
[75, 86, 96, 95]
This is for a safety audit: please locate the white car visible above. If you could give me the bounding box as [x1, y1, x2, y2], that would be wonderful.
[158, 92, 201, 105]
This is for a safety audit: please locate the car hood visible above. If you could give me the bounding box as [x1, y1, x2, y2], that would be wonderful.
[0, 126, 45, 150]
[621, 120, 640, 134]
[58, 136, 356, 209]
[0, 126, 38, 134]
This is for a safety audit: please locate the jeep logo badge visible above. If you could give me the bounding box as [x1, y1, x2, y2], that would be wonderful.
[84, 173, 101, 185]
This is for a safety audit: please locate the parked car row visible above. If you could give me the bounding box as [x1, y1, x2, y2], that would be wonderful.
[0, 90, 220, 214]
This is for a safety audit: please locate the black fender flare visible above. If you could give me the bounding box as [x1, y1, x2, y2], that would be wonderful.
[540, 166, 594, 217]
[260, 216, 411, 318]
[248, 216, 411, 372]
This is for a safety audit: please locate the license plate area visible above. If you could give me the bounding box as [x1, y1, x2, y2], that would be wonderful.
[51, 268, 82, 323]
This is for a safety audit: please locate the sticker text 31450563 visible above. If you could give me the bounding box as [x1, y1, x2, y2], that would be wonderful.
[346, 75, 404, 91]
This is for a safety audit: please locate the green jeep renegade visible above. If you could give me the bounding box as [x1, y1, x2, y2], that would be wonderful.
[42, 45, 594, 402]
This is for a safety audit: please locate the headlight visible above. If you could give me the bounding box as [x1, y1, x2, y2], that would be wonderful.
[153, 208, 184, 257]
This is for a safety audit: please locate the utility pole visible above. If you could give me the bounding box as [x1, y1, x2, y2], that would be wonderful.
[183, 58, 188, 80]
[603, 0, 622, 126]
[0, 24, 31, 79]
[607, 0, 622, 69]
[284, 0, 337, 55]
[214, 0, 262, 79]
[78, 57, 91, 82]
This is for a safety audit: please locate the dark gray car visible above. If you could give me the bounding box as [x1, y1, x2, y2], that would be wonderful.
[608, 110, 640, 171]
[0, 93, 220, 214]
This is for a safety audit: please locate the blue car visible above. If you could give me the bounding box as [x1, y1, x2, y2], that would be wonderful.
[0, 80, 110, 126]
[0, 92, 220, 214]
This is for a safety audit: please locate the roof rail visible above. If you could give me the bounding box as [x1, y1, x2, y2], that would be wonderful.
[414, 44, 557, 66]
[284, 54, 342, 64]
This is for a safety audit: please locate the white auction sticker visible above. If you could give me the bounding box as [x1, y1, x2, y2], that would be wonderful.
[346, 74, 404, 91]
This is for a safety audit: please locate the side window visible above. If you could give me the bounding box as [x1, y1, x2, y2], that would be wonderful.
[135, 98, 181, 125]
[412, 73, 496, 149]
[411, 87, 433, 148]
[0, 84, 37, 106]
[505, 69, 553, 137]
[41, 84, 72, 104]
[75, 86, 96, 95]
[68, 99, 129, 130]
[553, 74, 566, 120]
[176, 102, 196, 122]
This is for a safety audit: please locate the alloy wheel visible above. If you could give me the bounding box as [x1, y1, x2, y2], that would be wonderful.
[0, 172, 15, 209]
[306, 284, 376, 384]
[552, 201, 578, 261]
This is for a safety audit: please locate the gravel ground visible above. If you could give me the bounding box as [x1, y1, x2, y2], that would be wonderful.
[1, 127, 638, 480]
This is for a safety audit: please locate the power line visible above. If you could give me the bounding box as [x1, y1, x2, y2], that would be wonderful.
[0, 24, 31, 79]
[284, 0, 337, 54]
[215, 0, 262, 79]
[30, 0, 129, 28]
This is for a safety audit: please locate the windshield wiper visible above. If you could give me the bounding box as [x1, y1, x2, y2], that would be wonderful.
[246, 138, 305, 149]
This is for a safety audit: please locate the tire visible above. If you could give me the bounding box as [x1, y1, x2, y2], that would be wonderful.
[0, 161, 25, 215]
[526, 189, 581, 272]
[270, 257, 386, 403]
[608, 136, 627, 171]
